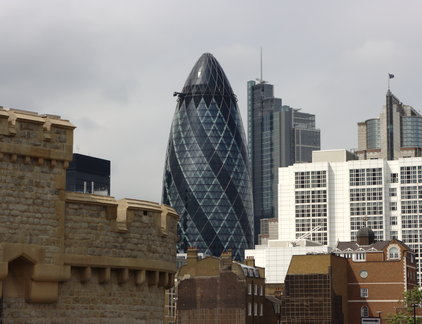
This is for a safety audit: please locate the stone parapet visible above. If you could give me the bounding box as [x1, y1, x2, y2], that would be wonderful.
[0, 108, 179, 323]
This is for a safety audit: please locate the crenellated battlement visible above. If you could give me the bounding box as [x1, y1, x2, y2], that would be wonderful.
[0, 108, 179, 323]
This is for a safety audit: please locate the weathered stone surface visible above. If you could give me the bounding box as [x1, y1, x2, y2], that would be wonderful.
[0, 108, 179, 323]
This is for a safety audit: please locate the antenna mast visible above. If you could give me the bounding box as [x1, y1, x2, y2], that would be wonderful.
[256, 47, 268, 84]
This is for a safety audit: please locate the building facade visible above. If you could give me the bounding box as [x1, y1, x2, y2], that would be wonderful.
[247, 80, 320, 244]
[0, 108, 179, 323]
[357, 90, 422, 160]
[66, 153, 111, 196]
[333, 227, 417, 323]
[281, 254, 348, 324]
[162, 53, 254, 260]
[278, 149, 422, 285]
[176, 248, 273, 324]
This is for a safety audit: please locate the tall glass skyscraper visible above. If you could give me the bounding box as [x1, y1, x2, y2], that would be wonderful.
[162, 53, 254, 261]
[247, 80, 320, 244]
[357, 90, 422, 160]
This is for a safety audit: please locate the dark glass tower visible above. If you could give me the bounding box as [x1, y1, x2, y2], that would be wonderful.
[162, 53, 254, 260]
[247, 80, 320, 244]
[66, 153, 111, 196]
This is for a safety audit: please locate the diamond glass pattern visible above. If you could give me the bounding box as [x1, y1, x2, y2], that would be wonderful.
[162, 53, 254, 261]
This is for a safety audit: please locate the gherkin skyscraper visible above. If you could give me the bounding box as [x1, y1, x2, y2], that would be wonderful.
[162, 53, 254, 261]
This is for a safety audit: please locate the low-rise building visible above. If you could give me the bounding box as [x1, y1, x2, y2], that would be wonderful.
[333, 225, 417, 323]
[176, 248, 274, 324]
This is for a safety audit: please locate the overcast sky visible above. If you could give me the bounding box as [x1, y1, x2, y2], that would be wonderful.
[1, 0, 421, 203]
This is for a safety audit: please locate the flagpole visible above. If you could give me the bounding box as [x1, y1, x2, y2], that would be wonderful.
[388, 73, 390, 90]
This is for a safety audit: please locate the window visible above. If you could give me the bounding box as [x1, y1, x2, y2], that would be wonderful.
[402, 186, 418, 200]
[390, 216, 397, 226]
[248, 303, 251, 316]
[360, 288, 368, 298]
[389, 188, 397, 197]
[361, 306, 369, 317]
[248, 284, 251, 295]
[260, 304, 263, 316]
[165, 287, 176, 318]
[350, 202, 366, 216]
[260, 285, 263, 296]
[366, 187, 383, 201]
[391, 173, 398, 183]
[254, 303, 257, 316]
[389, 247, 399, 259]
[390, 202, 397, 211]
[390, 231, 398, 239]
[354, 253, 366, 262]
[350, 188, 366, 201]
[254, 284, 257, 295]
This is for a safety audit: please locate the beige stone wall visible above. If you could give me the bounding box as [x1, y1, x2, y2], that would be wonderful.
[0, 108, 179, 323]
[3, 268, 165, 324]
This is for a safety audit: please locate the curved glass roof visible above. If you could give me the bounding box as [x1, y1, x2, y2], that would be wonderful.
[181, 53, 235, 99]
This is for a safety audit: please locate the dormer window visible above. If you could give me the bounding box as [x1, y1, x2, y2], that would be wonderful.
[387, 245, 400, 260]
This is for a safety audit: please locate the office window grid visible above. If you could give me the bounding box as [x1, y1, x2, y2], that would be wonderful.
[350, 188, 366, 201]
[350, 168, 382, 186]
[295, 171, 326, 188]
[295, 188, 327, 244]
[400, 166, 422, 184]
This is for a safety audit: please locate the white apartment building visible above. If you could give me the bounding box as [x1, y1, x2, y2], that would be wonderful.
[278, 149, 422, 284]
[247, 149, 422, 284]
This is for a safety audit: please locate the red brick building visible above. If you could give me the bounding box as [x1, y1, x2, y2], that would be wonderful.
[176, 248, 274, 324]
[333, 226, 417, 323]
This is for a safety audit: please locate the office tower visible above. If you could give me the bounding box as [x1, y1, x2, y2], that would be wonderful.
[162, 53, 254, 261]
[66, 153, 111, 196]
[357, 90, 422, 160]
[247, 80, 320, 244]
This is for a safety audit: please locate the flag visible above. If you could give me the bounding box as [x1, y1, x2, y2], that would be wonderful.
[389, 74, 394, 79]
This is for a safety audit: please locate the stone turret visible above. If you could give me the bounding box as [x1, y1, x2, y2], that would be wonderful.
[0, 108, 179, 323]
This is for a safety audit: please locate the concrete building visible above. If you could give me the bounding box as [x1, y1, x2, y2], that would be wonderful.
[0, 108, 179, 323]
[258, 218, 278, 246]
[162, 53, 254, 260]
[176, 248, 274, 324]
[277, 149, 422, 284]
[247, 80, 320, 244]
[66, 153, 111, 196]
[357, 90, 422, 160]
[246, 239, 332, 284]
[247, 149, 422, 286]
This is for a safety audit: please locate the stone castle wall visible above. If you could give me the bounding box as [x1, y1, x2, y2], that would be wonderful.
[0, 108, 178, 323]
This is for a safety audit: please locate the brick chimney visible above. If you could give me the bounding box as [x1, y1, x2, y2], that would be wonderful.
[186, 246, 198, 265]
[220, 249, 233, 270]
[245, 256, 255, 267]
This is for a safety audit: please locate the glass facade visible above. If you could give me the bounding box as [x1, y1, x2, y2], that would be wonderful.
[366, 119, 380, 150]
[162, 53, 254, 261]
[247, 82, 320, 244]
[402, 117, 422, 148]
[66, 153, 111, 195]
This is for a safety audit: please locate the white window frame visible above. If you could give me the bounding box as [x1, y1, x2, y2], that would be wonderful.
[248, 283, 252, 295]
[361, 306, 369, 317]
[354, 252, 366, 262]
[254, 303, 257, 316]
[254, 284, 257, 295]
[248, 303, 251, 316]
[360, 288, 368, 298]
[260, 285, 263, 296]
[260, 303, 263, 316]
